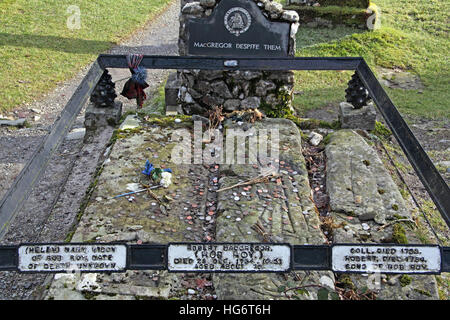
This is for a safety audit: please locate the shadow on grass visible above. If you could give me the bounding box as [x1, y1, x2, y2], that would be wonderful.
[0, 33, 113, 53]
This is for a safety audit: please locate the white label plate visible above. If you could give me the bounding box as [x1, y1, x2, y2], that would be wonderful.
[168, 243, 291, 272]
[18, 244, 127, 272]
[332, 245, 441, 273]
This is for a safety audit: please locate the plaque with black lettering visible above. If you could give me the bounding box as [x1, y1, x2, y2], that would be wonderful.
[18, 244, 127, 273]
[332, 244, 442, 274]
[168, 243, 292, 272]
[186, 0, 290, 57]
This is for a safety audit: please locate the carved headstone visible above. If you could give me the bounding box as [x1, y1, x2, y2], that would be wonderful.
[168, 0, 299, 116]
[186, 0, 290, 57]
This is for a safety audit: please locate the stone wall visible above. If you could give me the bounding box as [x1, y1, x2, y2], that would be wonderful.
[173, 0, 299, 116]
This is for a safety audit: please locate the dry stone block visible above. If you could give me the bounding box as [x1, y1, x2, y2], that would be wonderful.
[339, 102, 377, 131]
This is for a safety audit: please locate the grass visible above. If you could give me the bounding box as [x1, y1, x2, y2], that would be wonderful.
[290, 0, 450, 119]
[0, 0, 173, 112]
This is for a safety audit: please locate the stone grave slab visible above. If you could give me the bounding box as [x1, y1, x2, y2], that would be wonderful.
[325, 130, 439, 299]
[46, 118, 216, 299]
[213, 118, 334, 300]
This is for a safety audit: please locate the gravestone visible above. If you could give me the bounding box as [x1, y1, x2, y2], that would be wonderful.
[166, 0, 300, 116]
[285, 0, 372, 29]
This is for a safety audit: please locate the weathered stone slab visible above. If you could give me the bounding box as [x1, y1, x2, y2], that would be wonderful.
[325, 130, 439, 299]
[213, 118, 334, 300]
[165, 72, 181, 107]
[0, 118, 26, 127]
[84, 102, 122, 135]
[46, 118, 216, 300]
[338, 102, 376, 131]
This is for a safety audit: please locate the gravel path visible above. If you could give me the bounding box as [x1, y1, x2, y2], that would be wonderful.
[0, 0, 180, 300]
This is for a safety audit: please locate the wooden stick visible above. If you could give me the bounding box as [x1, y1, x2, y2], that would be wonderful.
[216, 175, 271, 193]
[377, 218, 416, 231]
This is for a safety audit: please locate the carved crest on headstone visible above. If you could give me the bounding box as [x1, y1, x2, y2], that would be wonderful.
[224, 7, 251, 37]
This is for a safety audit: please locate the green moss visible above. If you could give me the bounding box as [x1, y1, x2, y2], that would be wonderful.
[363, 160, 371, 166]
[393, 214, 408, 220]
[399, 187, 409, 200]
[372, 121, 392, 140]
[144, 115, 192, 127]
[82, 291, 100, 300]
[391, 204, 399, 211]
[323, 133, 333, 145]
[260, 88, 293, 118]
[392, 223, 408, 244]
[413, 288, 432, 297]
[399, 275, 412, 287]
[377, 189, 385, 195]
[338, 275, 356, 290]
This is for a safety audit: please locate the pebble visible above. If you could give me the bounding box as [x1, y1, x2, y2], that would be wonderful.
[174, 118, 182, 123]
[187, 289, 196, 295]
[234, 196, 240, 201]
[236, 218, 241, 222]
[362, 223, 371, 231]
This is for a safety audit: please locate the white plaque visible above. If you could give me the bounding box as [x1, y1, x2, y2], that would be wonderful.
[168, 243, 291, 272]
[332, 245, 441, 273]
[18, 244, 127, 272]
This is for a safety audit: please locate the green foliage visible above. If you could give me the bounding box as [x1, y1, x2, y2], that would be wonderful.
[399, 275, 412, 287]
[372, 121, 392, 140]
[293, 0, 450, 119]
[317, 288, 329, 300]
[392, 223, 408, 244]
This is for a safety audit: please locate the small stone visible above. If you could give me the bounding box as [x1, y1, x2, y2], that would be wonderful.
[174, 118, 182, 123]
[319, 276, 335, 290]
[361, 223, 370, 231]
[187, 289, 196, 295]
[309, 132, 323, 146]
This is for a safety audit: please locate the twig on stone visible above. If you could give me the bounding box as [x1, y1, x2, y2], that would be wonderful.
[216, 173, 276, 193]
[251, 220, 272, 243]
[141, 183, 162, 205]
[377, 218, 416, 231]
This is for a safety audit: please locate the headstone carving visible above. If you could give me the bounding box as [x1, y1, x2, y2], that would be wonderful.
[168, 0, 300, 116]
[185, 0, 290, 57]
